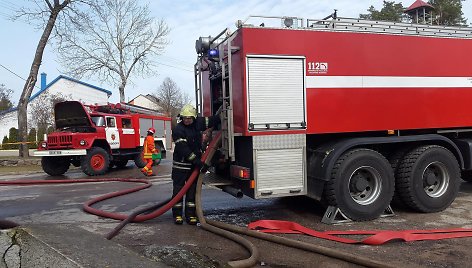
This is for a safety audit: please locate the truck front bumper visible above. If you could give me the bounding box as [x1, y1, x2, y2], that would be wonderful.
[33, 149, 87, 157]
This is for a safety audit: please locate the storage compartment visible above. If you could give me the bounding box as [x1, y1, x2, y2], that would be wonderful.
[253, 134, 306, 198]
[246, 57, 306, 130]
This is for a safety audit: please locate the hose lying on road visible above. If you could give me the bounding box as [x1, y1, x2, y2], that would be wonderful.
[83, 141, 216, 222]
[194, 134, 260, 268]
[105, 197, 171, 240]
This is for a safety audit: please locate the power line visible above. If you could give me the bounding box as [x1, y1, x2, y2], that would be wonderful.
[156, 61, 193, 72]
[0, 1, 16, 12]
[157, 55, 194, 66]
[0, 63, 41, 89]
[0, 0, 20, 9]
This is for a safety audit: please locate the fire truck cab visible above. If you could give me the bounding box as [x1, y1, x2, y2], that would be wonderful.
[196, 14, 472, 222]
[33, 101, 171, 176]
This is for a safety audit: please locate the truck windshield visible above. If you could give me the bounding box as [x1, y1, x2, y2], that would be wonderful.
[91, 116, 105, 127]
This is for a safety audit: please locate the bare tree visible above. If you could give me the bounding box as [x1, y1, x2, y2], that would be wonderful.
[154, 77, 190, 126]
[30, 92, 71, 131]
[15, 0, 81, 157]
[55, 0, 170, 103]
[0, 84, 14, 112]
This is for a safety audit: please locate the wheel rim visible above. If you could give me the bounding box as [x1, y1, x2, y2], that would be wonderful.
[91, 154, 105, 171]
[422, 161, 449, 198]
[348, 166, 382, 205]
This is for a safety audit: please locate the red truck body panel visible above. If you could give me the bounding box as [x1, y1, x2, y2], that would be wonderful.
[202, 27, 472, 135]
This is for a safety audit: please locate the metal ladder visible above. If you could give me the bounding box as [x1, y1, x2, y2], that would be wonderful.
[307, 17, 472, 38]
[217, 33, 237, 161]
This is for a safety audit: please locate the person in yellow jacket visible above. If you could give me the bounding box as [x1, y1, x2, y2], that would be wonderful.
[141, 127, 157, 176]
[171, 104, 220, 225]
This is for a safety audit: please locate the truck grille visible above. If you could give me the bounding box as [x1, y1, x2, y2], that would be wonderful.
[48, 135, 73, 147]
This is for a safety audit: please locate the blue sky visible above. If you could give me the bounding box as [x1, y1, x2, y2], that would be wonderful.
[0, 0, 471, 104]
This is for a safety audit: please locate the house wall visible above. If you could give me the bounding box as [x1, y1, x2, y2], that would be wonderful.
[131, 96, 160, 110]
[0, 77, 110, 144]
[41, 78, 109, 105]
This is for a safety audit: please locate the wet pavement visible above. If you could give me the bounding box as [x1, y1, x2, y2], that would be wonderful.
[2, 153, 472, 267]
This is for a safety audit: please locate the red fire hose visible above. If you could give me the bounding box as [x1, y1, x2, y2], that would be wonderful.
[83, 132, 222, 222]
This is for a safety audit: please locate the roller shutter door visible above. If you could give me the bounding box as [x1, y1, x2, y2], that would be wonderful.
[247, 57, 305, 130]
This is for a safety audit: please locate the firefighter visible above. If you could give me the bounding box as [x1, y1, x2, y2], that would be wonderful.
[172, 104, 220, 225]
[141, 127, 157, 176]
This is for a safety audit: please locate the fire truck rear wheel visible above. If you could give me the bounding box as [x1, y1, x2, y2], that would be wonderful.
[134, 147, 147, 168]
[396, 145, 460, 213]
[81, 147, 110, 176]
[113, 160, 128, 169]
[388, 148, 413, 207]
[41, 156, 70, 176]
[324, 149, 394, 221]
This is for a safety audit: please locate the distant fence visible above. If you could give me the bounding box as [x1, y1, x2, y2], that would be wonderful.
[0, 141, 38, 150]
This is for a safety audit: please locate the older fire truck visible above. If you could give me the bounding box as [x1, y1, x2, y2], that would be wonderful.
[195, 14, 472, 221]
[33, 101, 171, 176]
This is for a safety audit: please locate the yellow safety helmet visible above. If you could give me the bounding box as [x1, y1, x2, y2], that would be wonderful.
[180, 104, 197, 118]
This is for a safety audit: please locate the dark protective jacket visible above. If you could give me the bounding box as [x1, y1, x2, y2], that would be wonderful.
[172, 116, 220, 169]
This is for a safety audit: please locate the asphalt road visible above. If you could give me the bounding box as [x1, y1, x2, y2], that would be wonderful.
[0, 149, 35, 157]
[3, 153, 472, 267]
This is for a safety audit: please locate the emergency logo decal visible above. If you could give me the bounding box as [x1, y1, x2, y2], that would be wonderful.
[307, 62, 328, 75]
[111, 134, 116, 140]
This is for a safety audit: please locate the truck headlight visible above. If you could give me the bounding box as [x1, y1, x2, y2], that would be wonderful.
[80, 140, 87, 146]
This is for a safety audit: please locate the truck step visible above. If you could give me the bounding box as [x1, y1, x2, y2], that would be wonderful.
[203, 172, 233, 187]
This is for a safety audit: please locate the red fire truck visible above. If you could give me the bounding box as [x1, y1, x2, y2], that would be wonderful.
[33, 101, 171, 176]
[195, 14, 472, 222]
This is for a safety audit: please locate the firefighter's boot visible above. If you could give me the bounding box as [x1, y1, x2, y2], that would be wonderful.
[141, 167, 152, 176]
[173, 202, 183, 225]
[174, 216, 183, 225]
[185, 202, 198, 225]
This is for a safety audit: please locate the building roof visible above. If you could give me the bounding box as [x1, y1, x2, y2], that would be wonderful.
[29, 75, 112, 102]
[0, 75, 112, 116]
[129, 94, 160, 104]
[405, 0, 434, 12]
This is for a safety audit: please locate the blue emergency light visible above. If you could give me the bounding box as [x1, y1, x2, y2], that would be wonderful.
[208, 49, 219, 58]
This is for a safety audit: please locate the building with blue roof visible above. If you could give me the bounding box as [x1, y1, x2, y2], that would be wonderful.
[0, 73, 112, 143]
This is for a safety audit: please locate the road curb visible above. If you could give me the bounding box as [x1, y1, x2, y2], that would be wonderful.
[0, 224, 169, 268]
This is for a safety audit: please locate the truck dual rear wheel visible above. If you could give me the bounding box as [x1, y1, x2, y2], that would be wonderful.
[396, 145, 460, 212]
[324, 149, 394, 221]
[41, 156, 70, 176]
[81, 147, 110, 176]
[113, 160, 128, 169]
[134, 147, 147, 168]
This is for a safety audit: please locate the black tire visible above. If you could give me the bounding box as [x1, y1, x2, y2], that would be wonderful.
[323, 149, 394, 221]
[461, 170, 472, 182]
[41, 156, 70, 176]
[81, 147, 110, 176]
[134, 147, 147, 168]
[396, 145, 460, 213]
[388, 148, 412, 207]
[113, 160, 128, 169]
